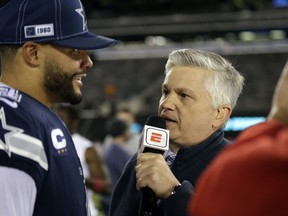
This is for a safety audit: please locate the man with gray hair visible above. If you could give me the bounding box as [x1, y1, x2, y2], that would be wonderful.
[109, 49, 245, 216]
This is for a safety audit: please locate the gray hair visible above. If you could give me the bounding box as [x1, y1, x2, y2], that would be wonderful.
[165, 49, 244, 109]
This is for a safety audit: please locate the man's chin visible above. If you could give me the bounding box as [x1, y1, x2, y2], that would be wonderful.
[69, 99, 82, 105]
[69, 96, 82, 105]
[62, 93, 83, 105]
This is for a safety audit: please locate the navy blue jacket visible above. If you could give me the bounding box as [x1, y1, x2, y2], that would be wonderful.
[109, 129, 229, 216]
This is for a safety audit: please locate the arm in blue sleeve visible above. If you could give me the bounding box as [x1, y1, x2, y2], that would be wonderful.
[158, 180, 194, 216]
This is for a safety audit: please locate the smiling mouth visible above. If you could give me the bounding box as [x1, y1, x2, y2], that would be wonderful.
[73, 74, 87, 81]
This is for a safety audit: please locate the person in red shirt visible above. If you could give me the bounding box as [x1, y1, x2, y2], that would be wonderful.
[188, 60, 288, 216]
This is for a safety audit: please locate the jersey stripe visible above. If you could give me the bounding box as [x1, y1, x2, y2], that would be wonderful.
[8, 133, 48, 171]
[0, 132, 48, 171]
[0, 107, 48, 171]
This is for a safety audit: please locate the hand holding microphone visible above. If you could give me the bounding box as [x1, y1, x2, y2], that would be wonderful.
[136, 116, 180, 216]
[136, 153, 180, 197]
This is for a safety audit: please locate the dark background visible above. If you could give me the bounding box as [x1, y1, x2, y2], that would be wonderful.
[72, 0, 288, 140]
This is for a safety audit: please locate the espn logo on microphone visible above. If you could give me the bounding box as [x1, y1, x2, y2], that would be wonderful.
[150, 132, 162, 143]
[144, 126, 169, 150]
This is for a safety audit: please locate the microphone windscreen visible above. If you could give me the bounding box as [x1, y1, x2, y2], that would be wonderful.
[145, 116, 166, 129]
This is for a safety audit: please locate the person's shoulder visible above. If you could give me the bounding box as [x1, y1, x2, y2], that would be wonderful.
[108, 143, 128, 155]
[235, 120, 288, 159]
[0, 85, 64, 138]
[237, 120, 287, 142]
[205, 121, 288, 174]
[0, 84, 24, 110]
[0, 84, 50, 117]
[191, 121, 288, 216]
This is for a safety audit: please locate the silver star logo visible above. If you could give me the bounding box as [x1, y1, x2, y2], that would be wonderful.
[75, 2, 87, 31]
[0, 107, 23, 157]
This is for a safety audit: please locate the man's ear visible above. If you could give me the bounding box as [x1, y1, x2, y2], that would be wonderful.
[21, 42, 41, 66]
[212, 105, 232, 128]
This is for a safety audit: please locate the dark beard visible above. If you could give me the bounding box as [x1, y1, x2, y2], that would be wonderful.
[43, 60, 83, 105]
